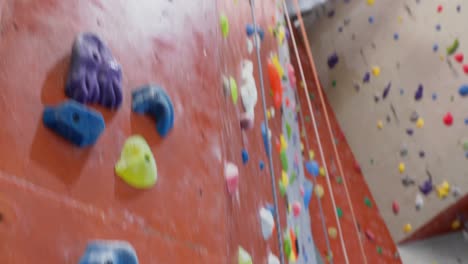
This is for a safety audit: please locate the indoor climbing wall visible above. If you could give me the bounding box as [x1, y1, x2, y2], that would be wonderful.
[302, 0, 468, 242]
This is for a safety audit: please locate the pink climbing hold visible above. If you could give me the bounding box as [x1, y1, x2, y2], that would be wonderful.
[437, 5, 443, 13]
[299, 186, 305, 196]
[288, 64, 297, 88]
[365, 229, 375, 241]
[443, 112, 453, 126]
[225, 162, 239, 194]
[455, 53, 464, 63]
[292, 201, 301, 217]
[463, 64, 468, 74]
[392, 200, 400, 214]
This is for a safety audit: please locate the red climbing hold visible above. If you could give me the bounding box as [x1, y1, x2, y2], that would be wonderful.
[267, 61, 283, 109]
[443, 112, 453, 126]
[463, 64, 468, 74]
[354, 162, 362, 173]
[437, 5, 443, 13]
[455, 53, 464, 63]
[392, 200, 400, 214]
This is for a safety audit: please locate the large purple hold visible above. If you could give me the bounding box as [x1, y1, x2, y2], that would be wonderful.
[419, 180, 433, 195]
[66, 33, 123, 109]
[327, 53, 339, 69]
[414, 84, 424, 101]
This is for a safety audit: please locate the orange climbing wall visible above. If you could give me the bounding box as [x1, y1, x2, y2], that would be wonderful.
[289, 26, 401, 263]
[0, 0, 286, 262]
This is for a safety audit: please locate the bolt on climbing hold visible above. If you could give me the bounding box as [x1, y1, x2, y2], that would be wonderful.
[292, 201, 301, 217]
[327, 53, 339, 69]
[398, 162, 405, 174]
[220, 14, 229, 38]
[442, 112, 454, 126]
[337, 207, 343, 218]
[305, 160, 320, 177]
[392, 200, 400, 214]
[78, 240, 139, 264]
[416, 117, 424, 128]
[403, 223, 412, 233]
[315, 184, 324, 198]
[436, 181, 451, 199]
[367, 0, 375, 6]
[415, 84, 424, 101]
[459, 84, 468, 96]
[365, 229, 376, 241]
[238, 246, 253, 264]
[303, 185, 313, 209]
[241, 149, 249, 164]
[259, 161, 264, 170]
[245, 24, 265, 40]
[259, 207, 275, 240]
[377, 120, 384, 129]
[225, 162, 239, 194]
[66, 33, 123, 109]
[371, 66, 381, 76]
[452, 219, 461, 230]
[328, 227, 338, 239]
[419, 179, 433, 195]
[368, 16, 374, 24]
[115, 135, 157, 189]
[455, 53, 464, 63]
[229, 76, 239, 105]
[364, 197, 372, 208]
[132, 85, 174, 137]
[447, 39, 459, 55]
[415, 194, 424, 210]
[43, 100, 105, 147]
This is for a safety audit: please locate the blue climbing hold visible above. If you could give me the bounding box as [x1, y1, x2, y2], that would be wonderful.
[79, 240, 138, 264]
[245, 24, 264, 40]
[436, 24, 441, 31]
[305, 160, 320, 177]
[261, 122, 270, 155]
[465, 118, 468, 125]
[259, 161, 264, 170]
[393, 33, 399, 40]
[368, 16, 374, 24]
[43, 100, 105, 147]
[266, 203, 276, 217]
[459, 85, 468, 97]
[303, 185, 313, 209]
[432, 93, 437, 100]
[433, 44, 439, 52]
[132, 85, 174, 137]
[241, 149, 249, 164]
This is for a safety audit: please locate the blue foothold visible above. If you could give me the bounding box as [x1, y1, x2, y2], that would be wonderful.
[43, 100, 105, 147]
[132, 85, 174, 137]
[79, 240, 139, 264]
[261, 122, 270, 155]
[259, 161, 264, 170]
[305, 160, 320, 177]
[241, 149, 249, 164]
[459, 85, 468, 97]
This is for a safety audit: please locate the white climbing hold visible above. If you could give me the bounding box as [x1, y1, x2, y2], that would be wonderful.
[238, 246, 253, 264]
[225, 162, 239, 194]
[246, 38, 253, 54]
[259, 207, 275, 240]
[268, 253, 280, 264]
[415, 193, 424, 210]
[240, 60, 258, 117]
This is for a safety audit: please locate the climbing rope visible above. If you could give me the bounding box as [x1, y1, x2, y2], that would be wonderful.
[247, 0, 285, 263]
[281, 1, 332, 261]
[289, 0, 368, 263]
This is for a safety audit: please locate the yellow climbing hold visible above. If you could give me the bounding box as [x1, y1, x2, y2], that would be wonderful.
[398, 16, 403, 23]
[371, 66, 380, 76]
[398, 162, 405, 174]
[271, 54, 285, 78]
[315, 184, 324, 198]
[309, 150, 315, 160]
[416, 117, 424, 128]
[377, 120, 384, 129]
[367, 0, 375, 6]
[403, 223, 412, 233]
[115, 135, 157, 189]
[328, 227, 338, 239]
[282, 171, 289, 188]
[319, 167, 326, 177]
[440, 55, 445, 61]
[229, 76, 238, 104]
[436, 181, 450, 199]
[276, 25, 286, 44]
[300, 142, 304, 152]
[280, 134, 288, 151]
[452, 219, 461, 230]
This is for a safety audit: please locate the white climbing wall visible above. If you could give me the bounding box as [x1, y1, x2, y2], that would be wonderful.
[302, 0, 468, 242]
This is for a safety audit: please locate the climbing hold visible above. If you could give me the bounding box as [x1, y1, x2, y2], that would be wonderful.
[376, 246, 383, 255]
[415, 84, 424, 101]
[371, 66, 381, 76]
[280, 151, 288, 171]
[267, 60, 283, 109]
[220, 14, 229, 38]
[392, 200, 400, 214]
[78, 240, 139, 264]
[410, 111, 419, 123]
[400, 145, 408, 157]
[365, 229, 375, 241]
[398, 162, 405, 174]
[303, 184, 313, 208]
[259, 161, 264, 170]
[403, 223, 412, 233]
[287, 64, 297, 88]
[229, 76, 239, 105]
[337, 207, 343, 218]
[433, 44, 439, 52]
[415, 193, 424, 210]
[319, 167, 326, 177]
[363, 72, 371, 83]
[268, 254, 280, 264]
[452, 219, 461, 230]
[305, 160, 320, 177]
[437, 5, 443, 13]
[367, 0, 375, 6]
[406, 128, 414, 135]
[459, 84, 468, 96]
[309, 150, 315, 160]
[225, 162, 239, 194]
[245, 24, 264, 40]
[457, 5, 461, 12]
[115, 135, 157, 189]
[393, 33, 399, 40]
[241, 149, 249, 164]
[289, 172, 297, 185]
[464, 65, 468, 75]
[436, 181, 450, 199]
[327, 53, 339, 69]
[281, 171, 289, 188]
[240, 112, 254, 130]
[328, 227, 337, 239]
[240, 60, 257, 117]
[315, 184, 324, 198]
[435, 24, 441, 31]
[43, 100, 105, 147]
[419, 179, 433, 195]
[246, 38, 253, 54]
[261, 122, 271, 155]
[238, 246, 253, 264]
[443, 112, 453, 126]
[66, 33, 123, 109]
[432, 93, 438, 101]
[292, 201, 301, 217]
[132, 85, 175, 137]
[259, 207, 275, 240]
[377, 120, 384, 129]
[455, 53, 464, 63]
[286, 122, 292, 139]
[402, 175, 415, 186]
[364, 197, 372, 208]
[382, 82, 391, 99]
[447, 39, 459, 55]
[368, 16, 374, 24]
[416, 117, 424, 128]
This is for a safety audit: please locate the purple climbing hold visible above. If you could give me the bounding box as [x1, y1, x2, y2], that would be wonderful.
[363, 72, 371, 83]
[328, 53, 339, 69]
[415, 84, 424, 101]
[419, 151, 425, 158]
[382, 82, 391, 99]
[66, 33, 123, 109]
[459, 84, 468, 97]
[419, 180, 433, 195]
[327, 10, 336, 18]
[406, 128, 414, 136]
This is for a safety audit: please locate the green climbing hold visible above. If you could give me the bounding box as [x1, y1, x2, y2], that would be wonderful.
[337, 207, 343, 218]
[364, 197, 372, 208]
[463, 140, 468, 151]
[286, 123, 292, 139]
[332, 80, 337, 87]
[376, 246, 383, 255]
[220, 14, 229, 38]
[280, 150, 288, 171]
[279, 180, 286, 197]
[289, 172, 297, 185]
[309, 93, 315, 100]
[115, 135, 157, 189]
[305, 116, 311, 122]
[447, 39, 459, 55]
[370, 159, 374, 165]
[336, 176, 343, 184]
[238, 246, 253, 264]
[283, 231, 292, 258]
[229, 76, 238, 104]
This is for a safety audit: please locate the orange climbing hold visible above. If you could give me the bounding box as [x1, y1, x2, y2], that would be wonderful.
[268, 60, 283, 109]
